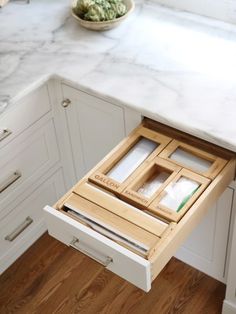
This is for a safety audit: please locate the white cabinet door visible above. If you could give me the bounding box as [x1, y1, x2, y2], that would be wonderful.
[61, 84, 126, 179]
[175, 187, 233, 283]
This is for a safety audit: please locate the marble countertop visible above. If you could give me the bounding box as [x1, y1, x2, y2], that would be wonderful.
[1, 0, 236, 151]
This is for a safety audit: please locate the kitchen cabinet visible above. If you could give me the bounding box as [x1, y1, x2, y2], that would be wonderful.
[56, 81, 235, 286]
[0, 119, 59, 215]
[223, 184, 236, 314]
[0, 168, 66, 273]
[0, 83, 68, 273]
[44, 116, 235, 291]
[0, 84, 51, 151]
[0, 79, 142, 273]
[1, 78, 235, 306]
[176, 187, 233, 283]
[61, 83, 127, 180]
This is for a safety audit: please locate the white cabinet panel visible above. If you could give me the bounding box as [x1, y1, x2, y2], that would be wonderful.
[223, 182, 236, 314]
[0, 84, 51, 149]
[175, 187, 233, 283]
[62, 84, 125, 178]
[0, 168, 66, 273]
[0, 119, 60, 218]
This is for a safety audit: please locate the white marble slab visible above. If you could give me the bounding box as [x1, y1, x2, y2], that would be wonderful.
[1, 0, 236, 151]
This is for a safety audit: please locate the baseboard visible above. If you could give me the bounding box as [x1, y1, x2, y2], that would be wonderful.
[222, 300, 236, 314]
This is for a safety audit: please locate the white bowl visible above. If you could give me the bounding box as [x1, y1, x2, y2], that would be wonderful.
[71, 0, 135, 31]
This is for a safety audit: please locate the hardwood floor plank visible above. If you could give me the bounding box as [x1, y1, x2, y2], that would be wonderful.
[75, 271, 143, 314]
[0, 233, 226, 314]
[0, 234, 67, 312]
[34, 256, 103, 314]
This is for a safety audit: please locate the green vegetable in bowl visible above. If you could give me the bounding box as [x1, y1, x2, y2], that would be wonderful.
[110, 2, 126, 17]
[84, 4, 105, 21]
[73, 0, 127, 21]
[95, 0, 111, 10]
[73, 0, 93, 17]
[104, 8, 117, 20]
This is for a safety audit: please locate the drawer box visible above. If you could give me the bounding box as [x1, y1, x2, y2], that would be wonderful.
[0, 119, 59, 217]
[44, 119, 235, 291]
[44, 205, 152, 291]
[0, 84, 51, 149]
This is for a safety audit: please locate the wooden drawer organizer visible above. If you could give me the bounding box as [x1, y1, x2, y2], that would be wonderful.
[44, 119, 235, 292]
[88, 121, 227, 223]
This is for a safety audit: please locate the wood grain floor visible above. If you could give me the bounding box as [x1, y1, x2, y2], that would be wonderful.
[0, 233, 225, 314]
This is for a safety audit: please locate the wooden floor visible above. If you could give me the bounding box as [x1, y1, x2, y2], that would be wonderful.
[0, 233, 226, 314]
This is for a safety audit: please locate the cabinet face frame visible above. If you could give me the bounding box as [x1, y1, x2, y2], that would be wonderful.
[121, 157, 181, 209]
[88, 125, 172, 194]
[159, 140, 228, 180]
[149, 169, 211, 222]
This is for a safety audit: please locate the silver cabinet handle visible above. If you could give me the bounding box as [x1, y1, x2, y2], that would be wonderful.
[70, 237, 113, 267]
[4, 216, 33, 242]
[0, 171, 22, 193]
[0, 129, 12, 142]
[61, 99, 71, 108]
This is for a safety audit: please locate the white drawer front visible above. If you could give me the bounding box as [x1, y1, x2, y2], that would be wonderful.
[0, 84, 51, 148]
[0, 169, 66, 273]
[0, 120, 59, 217]
[44, 206, 151, 292]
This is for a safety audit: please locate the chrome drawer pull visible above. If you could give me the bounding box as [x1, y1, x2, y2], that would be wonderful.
[4, 216, 33, 242]
[70, 237, 113, 267]
[0, 171, 22, 193]
[0, 129, 12, 142]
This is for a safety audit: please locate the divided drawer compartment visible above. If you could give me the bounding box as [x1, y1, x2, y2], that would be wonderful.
[88, 124, 225, 223]
[44, 119, 235, 292]
[89, 125, 171, 194]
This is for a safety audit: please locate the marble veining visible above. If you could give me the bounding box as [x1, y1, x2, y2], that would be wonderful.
[1, 0, 236, 151]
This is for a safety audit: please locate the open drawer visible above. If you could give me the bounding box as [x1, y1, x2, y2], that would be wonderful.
[44, 119, 236, 292]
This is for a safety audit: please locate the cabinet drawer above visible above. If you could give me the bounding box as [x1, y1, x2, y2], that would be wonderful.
[0, 120, 59, 215]
[44, 119, 235, 292]
[0, 85, 51, 148]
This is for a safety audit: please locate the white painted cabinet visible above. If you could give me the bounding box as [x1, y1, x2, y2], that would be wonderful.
[1, 78, 235, 303]
[176, 187, 234, 283]
[223, 182, 236, 314]
[61, 84, 127, 179]
[59, 81, 235, 285]
[0, 169, 66, 273]
[0, 83, 68, 273]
